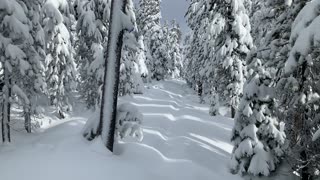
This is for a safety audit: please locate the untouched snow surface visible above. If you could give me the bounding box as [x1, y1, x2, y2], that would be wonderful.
[0, 80, 241, 180]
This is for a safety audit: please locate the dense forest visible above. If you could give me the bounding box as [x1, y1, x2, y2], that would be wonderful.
[0, 0, 320, 180]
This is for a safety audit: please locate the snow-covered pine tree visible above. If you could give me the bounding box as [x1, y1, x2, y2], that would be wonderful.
[137, 0, 163, 80]
[185, 1, 209, 101]
[186, 0, 253, 116]
[168, 20, 182, 78]
[83, 0, 137, 152]
[182, 32, 196, 88]
[278, 0, 320, 178]
[230, 64, 286, 177]
[119, 43, 136, 96]
[20, 0, 47, 132]
[75, 0, 111, 109]
[135, 35, 149, 83]
[209, 91, 220, 116]
[119, 4, 145, 96]
[153, 20, 170, 80]
[230, 0, 309, 178]
[0, 0, 42, 140]
[209, 0, 253, 117]
[43, 0, 77, 118]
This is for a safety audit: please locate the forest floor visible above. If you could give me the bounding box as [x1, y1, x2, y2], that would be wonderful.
[0, 79, 241, 180]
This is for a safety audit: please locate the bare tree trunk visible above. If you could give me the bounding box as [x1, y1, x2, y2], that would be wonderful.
[231, 106, 236, 118]
[197, 81, 203, 103]
[24, 106, 31, 133]
[300, 150, 310, 180]
[99, 0, 128, 152]
[2, 66, 11, 143]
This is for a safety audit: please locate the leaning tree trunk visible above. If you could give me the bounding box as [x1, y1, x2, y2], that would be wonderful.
[2, 66, 11, 143]
[100, 0, 128, 152]
[82, 0, 130, 152]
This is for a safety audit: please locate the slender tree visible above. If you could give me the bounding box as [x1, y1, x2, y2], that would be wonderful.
[83, 0, 137, 152]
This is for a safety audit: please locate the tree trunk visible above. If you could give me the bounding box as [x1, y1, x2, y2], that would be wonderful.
[231, 106, 236, 118]
[2, 66, 11, 143]
[24, 106, 31, 133]
[99, 0, 128, 152]
[197, 81, 203, 103]
[300, 150, 310, 180]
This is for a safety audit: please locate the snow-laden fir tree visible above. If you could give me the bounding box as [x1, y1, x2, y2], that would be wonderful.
[247, 0, 311, 178]
[186, 0, 253, 116]
[278, 0, 320, 178]
[20, 0, 47, 132]
[230, 65, 286, 177]
[43, 0, 77, 118]
[75, 0, 111, 109]
[135, 35, 149, 83]
[151, 21, 170, 80]
[208, 0, 253, 117]
[209, 91, 220, 116]
[137, 0, 163, 80]
[182, 32, 200, 92]
[231, 0, 309, 178]
[0, 0, 47, 139]
[185, 1, 209, 101]
[167, 20, 183, 78]
[119, 4, 145, 96]
[119, 43, 136, 96]
[182, 32, 192, 83]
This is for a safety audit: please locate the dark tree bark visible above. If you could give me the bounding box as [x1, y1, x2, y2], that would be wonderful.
[231, 106, 236, 118]
[300, 150, 310, 180]
[24, 106, 31, 133]
[83, 0, 130, 153]
[197, 81, 204, 103]
[2, 67, 11, 143]
[100, 0, 128, 152]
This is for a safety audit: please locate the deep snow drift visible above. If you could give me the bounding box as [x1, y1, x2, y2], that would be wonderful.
[0, 80, 242, 180]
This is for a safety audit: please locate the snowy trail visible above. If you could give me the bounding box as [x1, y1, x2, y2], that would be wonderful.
[0, 80, 241, 180]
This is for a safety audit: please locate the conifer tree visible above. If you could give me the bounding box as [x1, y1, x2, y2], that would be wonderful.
[75, 0, 111, 109]
[168, 20, 182, 78]
[186, 0, 253, 115]
[43, 0, 77, 118]
[137, 0, 163, 80]
[278, 0, 320, 178]
[0, 0, 43, 139]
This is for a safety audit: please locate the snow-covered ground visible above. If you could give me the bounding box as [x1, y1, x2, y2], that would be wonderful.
[0, 80, 241, 180]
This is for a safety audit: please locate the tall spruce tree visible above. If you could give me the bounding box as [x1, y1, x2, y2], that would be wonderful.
[0, 0, 48, 139]
[43, 0, 77, 118]
[186, 0, 253, 116]
[137, 0, 163, 80]
[75, 0, 111, 109]
[168, 20, 182, 78]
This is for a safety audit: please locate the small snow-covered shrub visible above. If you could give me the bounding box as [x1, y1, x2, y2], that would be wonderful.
[116, 103, 143, 141]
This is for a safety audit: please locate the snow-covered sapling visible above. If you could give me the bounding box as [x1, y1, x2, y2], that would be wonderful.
[116, 103, 143, 141]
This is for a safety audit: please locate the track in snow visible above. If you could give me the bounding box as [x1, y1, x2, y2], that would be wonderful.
[0, 79, 241, 180]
